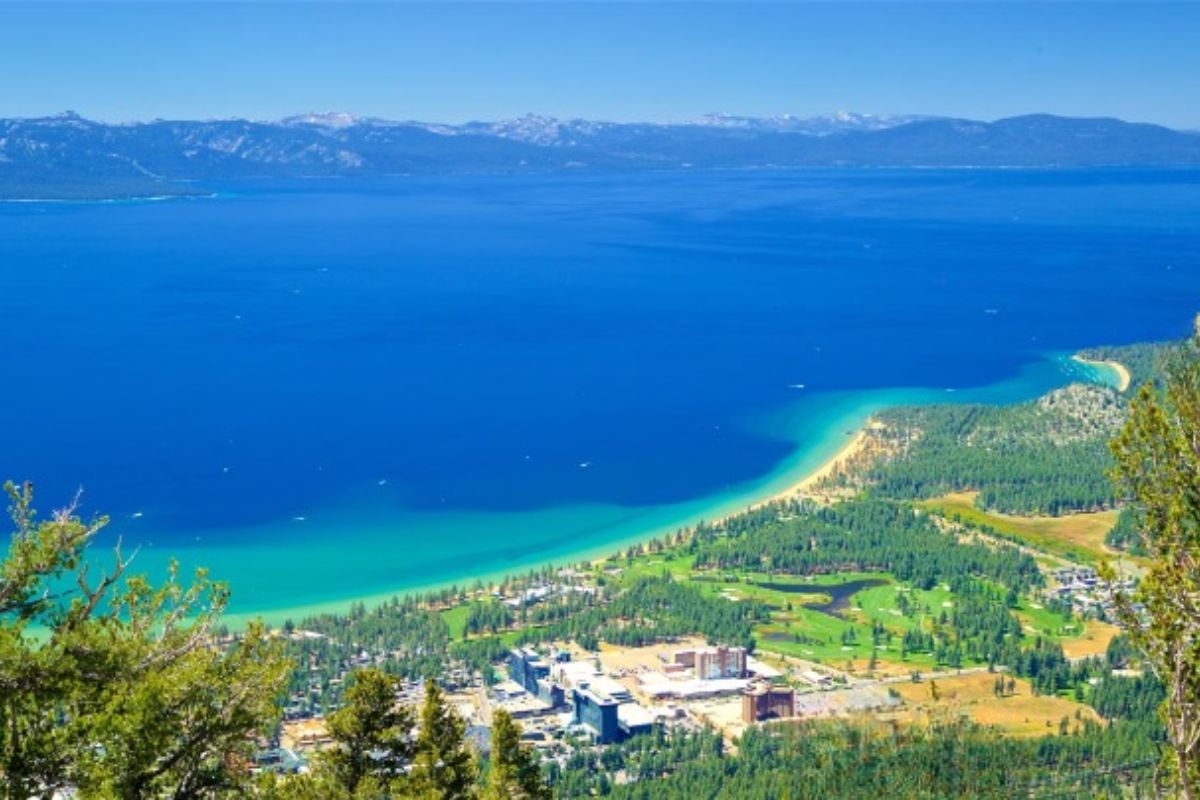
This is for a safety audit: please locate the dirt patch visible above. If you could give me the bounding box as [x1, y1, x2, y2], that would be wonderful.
[1061, 619, 1121, 660]
[888, 671, 1100, 737]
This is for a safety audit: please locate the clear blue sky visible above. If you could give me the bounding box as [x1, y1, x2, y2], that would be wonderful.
[2, 2, 1198, 128]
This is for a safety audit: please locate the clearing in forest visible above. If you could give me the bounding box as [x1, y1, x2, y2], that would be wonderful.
[885, 671, 1101, 737]
[922, 491, 1123, 565]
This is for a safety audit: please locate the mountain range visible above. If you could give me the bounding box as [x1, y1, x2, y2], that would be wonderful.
[3, 111, 1199, 199]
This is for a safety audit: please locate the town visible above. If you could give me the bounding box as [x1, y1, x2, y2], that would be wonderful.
[258, 532, 1131, 779]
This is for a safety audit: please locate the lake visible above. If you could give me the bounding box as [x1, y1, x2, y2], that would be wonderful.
[1, 168, 1197, 619]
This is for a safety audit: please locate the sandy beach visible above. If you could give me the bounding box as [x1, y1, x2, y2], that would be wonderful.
[1071, 355, 1132, 392]
[738, 422, 876, 514]
[221, 352, 1126, 627]
[571, 421, 879, 572]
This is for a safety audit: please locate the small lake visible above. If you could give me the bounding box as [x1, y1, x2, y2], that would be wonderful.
[756, 577, 889, 618]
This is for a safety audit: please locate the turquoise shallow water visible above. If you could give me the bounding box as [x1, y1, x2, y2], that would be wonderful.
[200, 353, 1110, 626]
[1, 169, 1196, 622]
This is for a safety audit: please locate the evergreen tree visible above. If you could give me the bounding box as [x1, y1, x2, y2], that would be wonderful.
[1105, 317, 1200, 799]
[0, 481, 287, 799]
[483, 709, 550, 800]
[410, 678, 476, 800]
[321, 668, 414, 796]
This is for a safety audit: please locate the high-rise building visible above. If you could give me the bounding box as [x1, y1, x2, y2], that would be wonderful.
[571, 686, 621, 743]
[508, 647, 551, 694]
[742, 683, 795, 723]
[694, 646, 748, 680]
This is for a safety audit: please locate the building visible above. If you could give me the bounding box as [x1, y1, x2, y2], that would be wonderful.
[491, 680, 561, 720]
[676, 646, 748, 680]
[534, 679, 564, 708]
[553, 659, 602, 690]
[616, 703, 657, 739]
[571, 686, 621, 743]
[506, 649, 567, 708]
[746, 656, 783, 679]
[569, 676, 650, 744]
[637, 672, 750, 700]
[586, 675, 632, 704]
[253, 746, 305, 775]
[509, 648, 551, 694]
[742, 683, 795, 724]
[673, 649, 697, 669]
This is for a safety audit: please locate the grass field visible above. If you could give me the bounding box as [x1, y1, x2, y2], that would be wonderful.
[591, 543, 1116, 676]
[610, 552, 696, 583]
[432, 535, 1123, 682]
[707, 574, 957, 673]
[440, 604, 471, 640]
[923, 491, 1122, 565]
[886, 671, 1101, 737]
[1014, 597, 1082, 639]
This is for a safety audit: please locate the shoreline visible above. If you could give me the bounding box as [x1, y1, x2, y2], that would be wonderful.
[0, 191, 214, 205]
[191, 351, 1114, 629]
[219, 415, 880, 629]
[739, 425, 874, 514]
[1071, 355, 1131, 392]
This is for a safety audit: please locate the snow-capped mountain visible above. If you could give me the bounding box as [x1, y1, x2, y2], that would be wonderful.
[2, 111, 1199, 199]
[693, 111, 933, 135]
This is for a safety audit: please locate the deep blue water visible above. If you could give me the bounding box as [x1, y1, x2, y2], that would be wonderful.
[1, 169, 1197, 616]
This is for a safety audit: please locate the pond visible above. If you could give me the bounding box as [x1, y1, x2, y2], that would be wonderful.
[755, 577, 889, 619]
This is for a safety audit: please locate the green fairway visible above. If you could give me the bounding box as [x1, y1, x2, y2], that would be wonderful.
[440, 604, 472, 640]
[1014, 598, 1082, 640]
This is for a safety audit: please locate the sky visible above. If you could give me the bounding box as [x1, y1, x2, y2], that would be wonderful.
[1, 2, 1198, 128]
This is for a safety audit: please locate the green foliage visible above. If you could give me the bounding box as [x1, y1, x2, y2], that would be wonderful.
[1105, 320, 1200, 797]
[278, 598, 455, 714]
[854, 343, 1175, 517]
[864, 396, 1122, 515]
[483, 710, 550, 800]
[409, 679, 476, 800]
[603, 575, 767, 648]
[693, 498, 1043, 593]
[269, 671, 531, 800]
[1106, 634, 1137, 669]
[0, 481, 288, 799]
[547, 725, 723, 797]
[1079, 340, 1180, 390]
[549, 720, 1156, 799]
[1105, 507, 1147, 556]
[473, 574, 767, 653]
[320, 669, 414, 796]
[1089, 672, 1165, 723]
[464, 600, 513, 636]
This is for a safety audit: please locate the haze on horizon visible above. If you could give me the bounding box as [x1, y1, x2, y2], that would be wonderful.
[1, 2, 1198, 130]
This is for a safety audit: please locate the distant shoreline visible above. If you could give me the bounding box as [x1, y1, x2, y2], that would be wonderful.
[0, 191, 214, 205]
[1071, 355, 1131, 392]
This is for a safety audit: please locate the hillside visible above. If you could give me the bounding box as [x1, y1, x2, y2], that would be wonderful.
[4, 112, 1200, 199]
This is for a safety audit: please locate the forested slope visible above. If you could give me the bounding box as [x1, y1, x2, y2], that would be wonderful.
[828, 342, 1179, 515]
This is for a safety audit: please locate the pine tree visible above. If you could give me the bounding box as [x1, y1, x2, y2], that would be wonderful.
[1105, 317, 1200, 799]
[410, 678, 477, 800]
[322, 668, 414, 796]
[483, 709, 551, 800]
[0, 482, 288, 799]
